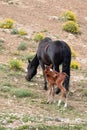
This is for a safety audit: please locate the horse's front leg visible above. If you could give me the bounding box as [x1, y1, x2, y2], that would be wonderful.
[39, 60, 47, 90]
[43, 73, 47, 90]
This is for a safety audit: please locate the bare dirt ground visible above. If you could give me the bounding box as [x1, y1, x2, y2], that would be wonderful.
[0, 0, 87, 129]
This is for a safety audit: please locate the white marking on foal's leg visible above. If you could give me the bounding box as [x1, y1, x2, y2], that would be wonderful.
[64, 102, 67, 108]
[57, 99, 62, 107]
[64, 91, 69, 108]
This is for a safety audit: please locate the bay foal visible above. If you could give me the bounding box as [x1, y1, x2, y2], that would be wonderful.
[44, 65, 69, 108]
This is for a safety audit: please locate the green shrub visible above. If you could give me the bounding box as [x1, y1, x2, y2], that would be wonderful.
[9, 59, 23, 70]
[70, 60, 80, 69]
[61, 10, 77, 22]
[11, 28, 27, 36]
[18, 29, 27, 36]
[18, 41, 27, 50]
[11, 88, 35, 98]
[0, 39, 5, 51]
[33, 32, 45, 42]
[0, 18, 15, 29]
[0, 85, 11, 92]
[11, 28, 19, 34]
[63, 21, 79, 34]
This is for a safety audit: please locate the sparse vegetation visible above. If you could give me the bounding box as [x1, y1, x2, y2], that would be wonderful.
[11, 88, 35, 98]
[33, 32, 45, 42]
[9, 59, 23, 70]
[0, 18, 15, 29]
[11, 28, 19, 34]
[61, 10, 77, 22]
[0, 38, 5, 51]
[11, 28, 27, 36]
[15, 124, 87, 130]
[17, 28, 27, 36]
[70, 60, 80, 69]
[63, 21, 79, 34]
[18, 41, 27, 50]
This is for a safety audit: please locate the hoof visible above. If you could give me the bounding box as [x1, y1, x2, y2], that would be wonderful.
[47, 101, 50, 104]
[43, 86, 48, 90]
[55, 88, 61, 94]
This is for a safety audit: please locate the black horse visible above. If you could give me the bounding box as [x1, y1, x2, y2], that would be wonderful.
[25, 37, 71, 93]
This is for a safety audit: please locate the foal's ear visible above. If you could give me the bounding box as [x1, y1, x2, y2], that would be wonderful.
[50, 64, 53, 68]
[28, 58, 31, 63]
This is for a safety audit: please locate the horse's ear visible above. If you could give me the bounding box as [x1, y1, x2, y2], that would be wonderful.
[28, 59, 31, 63]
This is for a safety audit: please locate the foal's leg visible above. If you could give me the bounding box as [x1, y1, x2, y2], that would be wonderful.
[53, 65, 61, 94]
[64, 91, 69, 108]
[47, 84, 53, 104]
[51, 86, 55, 103]
[57, 82, 66, 107]
[58, 91, 65, 107]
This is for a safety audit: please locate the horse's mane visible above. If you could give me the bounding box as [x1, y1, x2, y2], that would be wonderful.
[31, 54, 39, 67]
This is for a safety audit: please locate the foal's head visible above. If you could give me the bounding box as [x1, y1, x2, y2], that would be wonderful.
[25, 59, 37, 81]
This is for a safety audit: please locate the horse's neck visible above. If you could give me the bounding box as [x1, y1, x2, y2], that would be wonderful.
[32, 54, 39, 68]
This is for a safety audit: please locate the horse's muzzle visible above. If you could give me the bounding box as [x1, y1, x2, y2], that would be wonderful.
[25, 75, 31, 81]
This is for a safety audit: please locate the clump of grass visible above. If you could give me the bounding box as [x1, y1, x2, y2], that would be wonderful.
[9, 59, 23, 70]
[61, 10, 77, 22]
[0, 40, 4, 51]
[18, 29, 27, 36]
[16, 125, 30, 130]
[0, 18, 15, 29]
[11, 28, 27, 36]
[63, 21, 79, 34]
[11, 88, 35, 98]
[0, 85, 11, 92]
[0, 126, 5, 130]
[18, 41, 27, 50]
[16, 124, 86, 130]
[33, 32, 45, 42]
[11, 28, 19, 34]
[70, 60, 80, 69]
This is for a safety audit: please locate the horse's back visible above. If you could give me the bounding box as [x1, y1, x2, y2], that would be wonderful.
[37, 37, 71, 68]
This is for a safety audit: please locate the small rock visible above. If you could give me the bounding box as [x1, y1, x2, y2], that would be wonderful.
[2, 120, 7, 125]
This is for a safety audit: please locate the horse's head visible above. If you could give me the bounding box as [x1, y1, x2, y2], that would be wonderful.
[25, 59, 37, 81]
